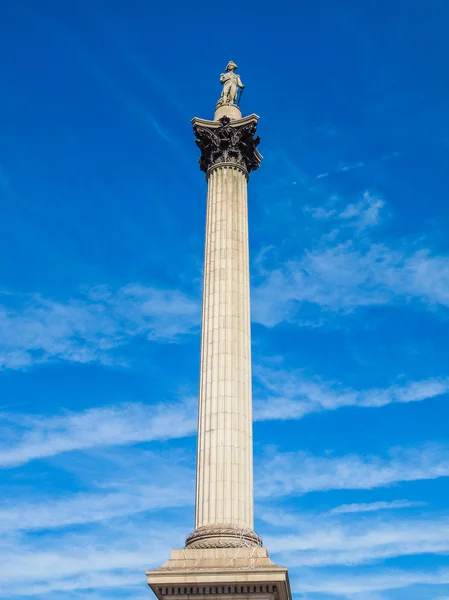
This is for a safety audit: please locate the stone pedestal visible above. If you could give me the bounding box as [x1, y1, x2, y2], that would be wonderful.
[214, 102, 242, 121]
[147, 548, 291, 600]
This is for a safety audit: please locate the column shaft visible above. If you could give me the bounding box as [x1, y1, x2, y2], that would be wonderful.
[195, 164, 253, 530]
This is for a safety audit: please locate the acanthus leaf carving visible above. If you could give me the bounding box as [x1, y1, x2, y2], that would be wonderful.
[185, 524, 263, 549]
[193, 116, 261, 174]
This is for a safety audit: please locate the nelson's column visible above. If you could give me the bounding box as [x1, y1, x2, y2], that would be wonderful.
[146, 61, 292, 600]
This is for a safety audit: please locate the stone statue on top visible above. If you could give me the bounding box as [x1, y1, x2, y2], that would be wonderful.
[217, 61, 245, 106]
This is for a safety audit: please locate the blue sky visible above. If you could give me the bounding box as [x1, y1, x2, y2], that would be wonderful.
[1, 0, 449, 598]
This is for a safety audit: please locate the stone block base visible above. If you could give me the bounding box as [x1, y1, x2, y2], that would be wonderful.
[146, 547, 291, 600]
[214, 103, 242, 121]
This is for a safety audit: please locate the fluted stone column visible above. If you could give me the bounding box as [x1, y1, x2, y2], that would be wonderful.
[185, 110, 262, 550]
[146, 77, 292, 600]
[196, 164, 252, 527]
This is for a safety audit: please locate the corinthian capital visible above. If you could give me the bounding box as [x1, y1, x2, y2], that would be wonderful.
[192, 115, 262, 175]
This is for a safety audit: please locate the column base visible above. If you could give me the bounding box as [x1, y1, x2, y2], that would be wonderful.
[146, 546, 292, 600]
[185, 524, 263, 549]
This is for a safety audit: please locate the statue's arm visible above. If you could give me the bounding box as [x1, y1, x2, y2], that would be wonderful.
[237, 75, 245, 89]
[220, 73, 228, 83]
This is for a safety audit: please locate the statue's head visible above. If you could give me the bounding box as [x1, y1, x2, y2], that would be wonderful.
[225, 60, 238, 72]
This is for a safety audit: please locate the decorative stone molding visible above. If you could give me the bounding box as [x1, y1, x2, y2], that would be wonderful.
[154, 584, 278, 596]
[193, 116, 261, 174]
[207, 162, 248, 177]
[185, 524, 263, 549]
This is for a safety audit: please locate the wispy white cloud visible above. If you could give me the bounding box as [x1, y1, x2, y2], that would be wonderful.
[5, 368, 446, 469]
[252, 238, 449, 327]
[304, 191, 384, 231]
[256, 443, 449, 498]
[0, 444, 193, 594]
[0, 480, 193, 534]
[260, 503, 449, 591]
[315, 161, 365, 179]
[265, 513, 449, 567]
[6, 200, 448, 366]
[304, 203, 338, 220]
[328, 500, 426, 515]
[0, 519, 177, 597]
[339, 192, 384, 229]
[1, 493, 447, 597]
[0, 284, 200, 369]
[0, 444, 195, 533]
[314, 152, 400, 181]
[0, 401, 196, 468]
[254, 366, 449, 420]
[0, 419, 447, 595]
[3, 379, 448, 469]
[291, 567, 449, 595]
[341, 161, 365, 172]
